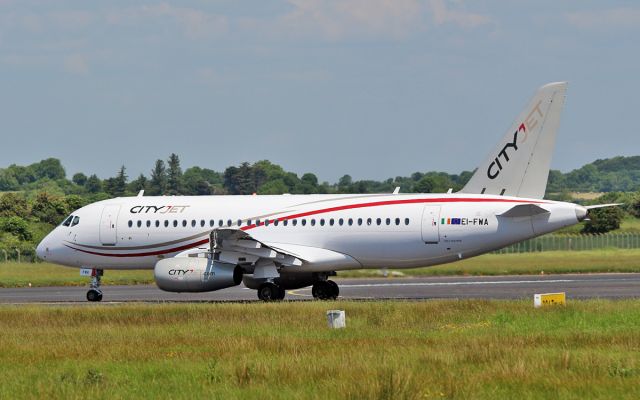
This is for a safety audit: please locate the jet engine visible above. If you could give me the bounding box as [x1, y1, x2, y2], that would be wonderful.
[154, 257, 243, 292]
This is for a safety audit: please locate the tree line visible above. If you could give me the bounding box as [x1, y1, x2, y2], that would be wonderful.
[1, 154, 640, 259]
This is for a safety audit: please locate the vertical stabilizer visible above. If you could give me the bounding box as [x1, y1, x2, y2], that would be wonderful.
[460, 82, 567, 199]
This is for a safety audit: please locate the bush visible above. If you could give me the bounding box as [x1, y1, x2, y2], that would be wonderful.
[31, 192, 68, 225]
[582, 207, 624, 234]
[0, 217, 32, 241]
[0, 193, 30, 218]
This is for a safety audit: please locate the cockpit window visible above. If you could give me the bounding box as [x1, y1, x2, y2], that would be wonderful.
[71, 216, 80, 227]
[62, 215, 73, 227]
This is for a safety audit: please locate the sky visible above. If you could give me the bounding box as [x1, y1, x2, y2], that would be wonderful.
[1, 1, 639, 183]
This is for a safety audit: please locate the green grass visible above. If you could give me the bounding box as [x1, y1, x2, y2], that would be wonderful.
[3, 249, 640, 288]
[0, 300, 639, 399]
[0, 262, 153, 288]
[556, 217, 640, 234]
[340, 249, 640, 277]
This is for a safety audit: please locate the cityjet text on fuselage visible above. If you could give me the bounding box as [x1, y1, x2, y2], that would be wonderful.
[130, 205, 191, 214]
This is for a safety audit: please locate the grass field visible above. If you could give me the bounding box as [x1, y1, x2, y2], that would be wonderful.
[2, 248, 640, 287]
[0, 300, 639, 399]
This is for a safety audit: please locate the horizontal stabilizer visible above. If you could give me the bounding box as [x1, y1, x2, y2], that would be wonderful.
[585, 203, 622, 210]
[499, 204, 549, 218]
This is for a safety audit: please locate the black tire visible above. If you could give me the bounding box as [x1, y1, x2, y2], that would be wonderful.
[257, 283, 283, 302]
[276, 286, 286, 300]
[86, 289, 102, 302]
[327, 280, 339, 299]
[312, 281, 335, 300]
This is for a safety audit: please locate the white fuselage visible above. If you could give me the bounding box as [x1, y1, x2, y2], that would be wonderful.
[37, 193, 583, 272]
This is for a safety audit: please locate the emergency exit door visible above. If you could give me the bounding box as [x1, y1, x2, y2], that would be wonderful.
[99, 205, 120, 246]
[421, 205, 441, 244]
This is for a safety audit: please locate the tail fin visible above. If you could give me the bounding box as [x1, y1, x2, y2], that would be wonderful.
[460, 82, 567, 199]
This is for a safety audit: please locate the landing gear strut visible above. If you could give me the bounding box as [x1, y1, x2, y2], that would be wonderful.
[86, 269, 103, 302]
[312, 280, 339, 300]
[257, 282, 286, 301]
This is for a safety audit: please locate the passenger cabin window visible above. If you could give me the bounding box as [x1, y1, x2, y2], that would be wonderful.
[209, 220, 215, 227]
[146, 220, 151, 228]
[191, 220, 196, 227]
[155, 220, 160, 228]
[182, 220, 187, 227]
[200, 220, 205, 227]
[405, 218, 410, 226]
[173, 220, 178, 228]
[357, 218, 363, 226]
[137, 220, 142, 228]
[128, 220, 133, 228]
[164, 220, 169, 227]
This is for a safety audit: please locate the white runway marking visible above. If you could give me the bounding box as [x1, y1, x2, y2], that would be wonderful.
[338, 279, 578, 288]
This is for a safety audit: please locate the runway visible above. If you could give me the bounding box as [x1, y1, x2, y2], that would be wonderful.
[1, 273, 640, 303]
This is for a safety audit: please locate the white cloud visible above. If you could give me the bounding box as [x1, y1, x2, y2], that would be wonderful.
[567, 7, 640, 30]
[278, 0, 426, 40]
[106, 3, 228, 39]
[428, 0, 491, 29]
[63, 54, 89, 75]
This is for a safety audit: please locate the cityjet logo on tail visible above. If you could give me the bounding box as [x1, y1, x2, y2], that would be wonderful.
[487, 100, 544, 180]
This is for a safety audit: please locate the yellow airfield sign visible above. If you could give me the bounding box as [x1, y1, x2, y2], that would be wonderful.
[534, 292, 566, 308]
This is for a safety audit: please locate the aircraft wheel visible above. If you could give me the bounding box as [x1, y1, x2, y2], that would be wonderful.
[87, 289, 103, 302]
[257, 282, 283, 302]
[312, 281, 337, 300]
[327, 280, 339, 299]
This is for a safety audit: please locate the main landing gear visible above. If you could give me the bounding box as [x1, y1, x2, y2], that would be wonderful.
[312, 280, 339, 300]
[86, 269, 103, 302]
[257, 282, 286, 301]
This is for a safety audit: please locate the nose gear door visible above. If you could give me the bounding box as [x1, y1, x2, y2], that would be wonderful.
[99, 205, 120, 246]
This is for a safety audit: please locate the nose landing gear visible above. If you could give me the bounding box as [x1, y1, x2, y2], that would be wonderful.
[85, 268, 103, 302]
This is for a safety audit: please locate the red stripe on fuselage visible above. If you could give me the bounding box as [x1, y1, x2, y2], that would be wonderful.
[240, 197, 543, 231]
[69, 197, 544, 257]
[65, 238, 210, 258]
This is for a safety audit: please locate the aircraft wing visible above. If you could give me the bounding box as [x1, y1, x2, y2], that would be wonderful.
[176, 228, 361, 270]
[210, 228, 304, 267]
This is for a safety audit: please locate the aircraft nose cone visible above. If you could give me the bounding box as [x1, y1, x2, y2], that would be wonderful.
[575, 205, 588, 222]
[36, 238, 49, 260]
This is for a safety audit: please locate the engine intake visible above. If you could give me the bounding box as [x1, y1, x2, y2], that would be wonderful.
[154, 257, 242, 293]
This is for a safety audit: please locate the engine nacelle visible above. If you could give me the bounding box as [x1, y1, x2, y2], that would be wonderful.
[154, 257, 243, 293]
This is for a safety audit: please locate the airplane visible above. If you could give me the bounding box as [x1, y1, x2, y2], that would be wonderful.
[35, 82, 614, 302]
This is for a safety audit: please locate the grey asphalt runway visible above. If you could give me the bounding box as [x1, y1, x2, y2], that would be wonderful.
[1, 273, 640, 303]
